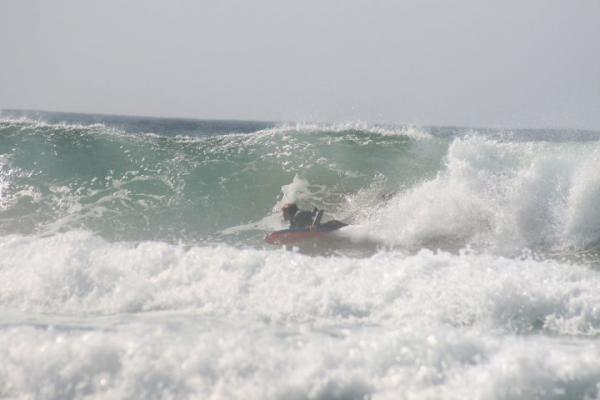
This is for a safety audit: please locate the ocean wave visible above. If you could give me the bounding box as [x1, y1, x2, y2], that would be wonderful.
[1, 231, 600, 398]
[3, 115, 600, 255]
[1, 231, 599, 336]
[0, 114, 105, 132]
[0, 118, 431, 242]
[1, 322, 599, 400]
[0, 116, 162, 141]
[351, 135, 600, 253]
[254, 121, 433, 140]
[3, 112, 600, 399]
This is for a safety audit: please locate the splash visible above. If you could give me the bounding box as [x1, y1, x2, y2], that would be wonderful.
[352, 135, 600, 255]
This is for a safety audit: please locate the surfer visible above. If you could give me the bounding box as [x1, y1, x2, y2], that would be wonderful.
[265, 203, 347, 245]
[282, 203, 323, 229]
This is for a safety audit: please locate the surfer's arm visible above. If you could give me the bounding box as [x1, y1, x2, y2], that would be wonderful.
[312, 209, 324, 226]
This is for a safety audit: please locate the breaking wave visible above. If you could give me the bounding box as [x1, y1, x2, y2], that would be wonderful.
[2, 111, 600, 399]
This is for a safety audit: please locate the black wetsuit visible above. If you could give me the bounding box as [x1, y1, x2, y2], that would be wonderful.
[290, 209, 319, 228]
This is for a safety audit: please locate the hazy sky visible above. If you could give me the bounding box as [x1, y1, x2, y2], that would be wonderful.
[1, 0, 599, 129]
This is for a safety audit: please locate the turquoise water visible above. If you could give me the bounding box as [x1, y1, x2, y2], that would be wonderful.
[0, 112, 445, 245]
[1, 110, 600, 399]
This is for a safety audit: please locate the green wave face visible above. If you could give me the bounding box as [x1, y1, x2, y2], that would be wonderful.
[0, 119, 444, 243]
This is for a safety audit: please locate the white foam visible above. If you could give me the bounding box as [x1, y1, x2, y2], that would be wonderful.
[353, 135, 600, 253]
[0, 116, 107, 132]
[1, 231, 599, 333]
[1, 231, 600, 398]
[1, 322, 598, 400]
[254, 121, 433, 140]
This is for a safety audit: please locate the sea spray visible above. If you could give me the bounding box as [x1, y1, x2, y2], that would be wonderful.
[356, 135, 600, 254]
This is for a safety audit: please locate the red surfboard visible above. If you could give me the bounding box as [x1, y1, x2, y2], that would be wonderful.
[265, 221, 347, 245]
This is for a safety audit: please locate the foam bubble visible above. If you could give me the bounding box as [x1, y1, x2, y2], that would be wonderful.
[355, 135, 600, 254]
[1, 231, 600, 335]
[0, 318, 598, 399]
[2, 232, 600, 398]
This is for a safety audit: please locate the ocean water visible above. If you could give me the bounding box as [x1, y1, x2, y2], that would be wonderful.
[1, 110, 600, 399]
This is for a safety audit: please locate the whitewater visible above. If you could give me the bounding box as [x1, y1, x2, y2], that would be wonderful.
[1, 110, 600, 399]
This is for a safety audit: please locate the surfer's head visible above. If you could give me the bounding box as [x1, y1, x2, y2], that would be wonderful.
[282, 203, 298, 221]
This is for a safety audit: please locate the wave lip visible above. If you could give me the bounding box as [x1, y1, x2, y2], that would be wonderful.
[256, 121, 433, 140]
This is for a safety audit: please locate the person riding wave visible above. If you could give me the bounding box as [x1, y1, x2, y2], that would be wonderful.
[282, 203, 323, 229]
